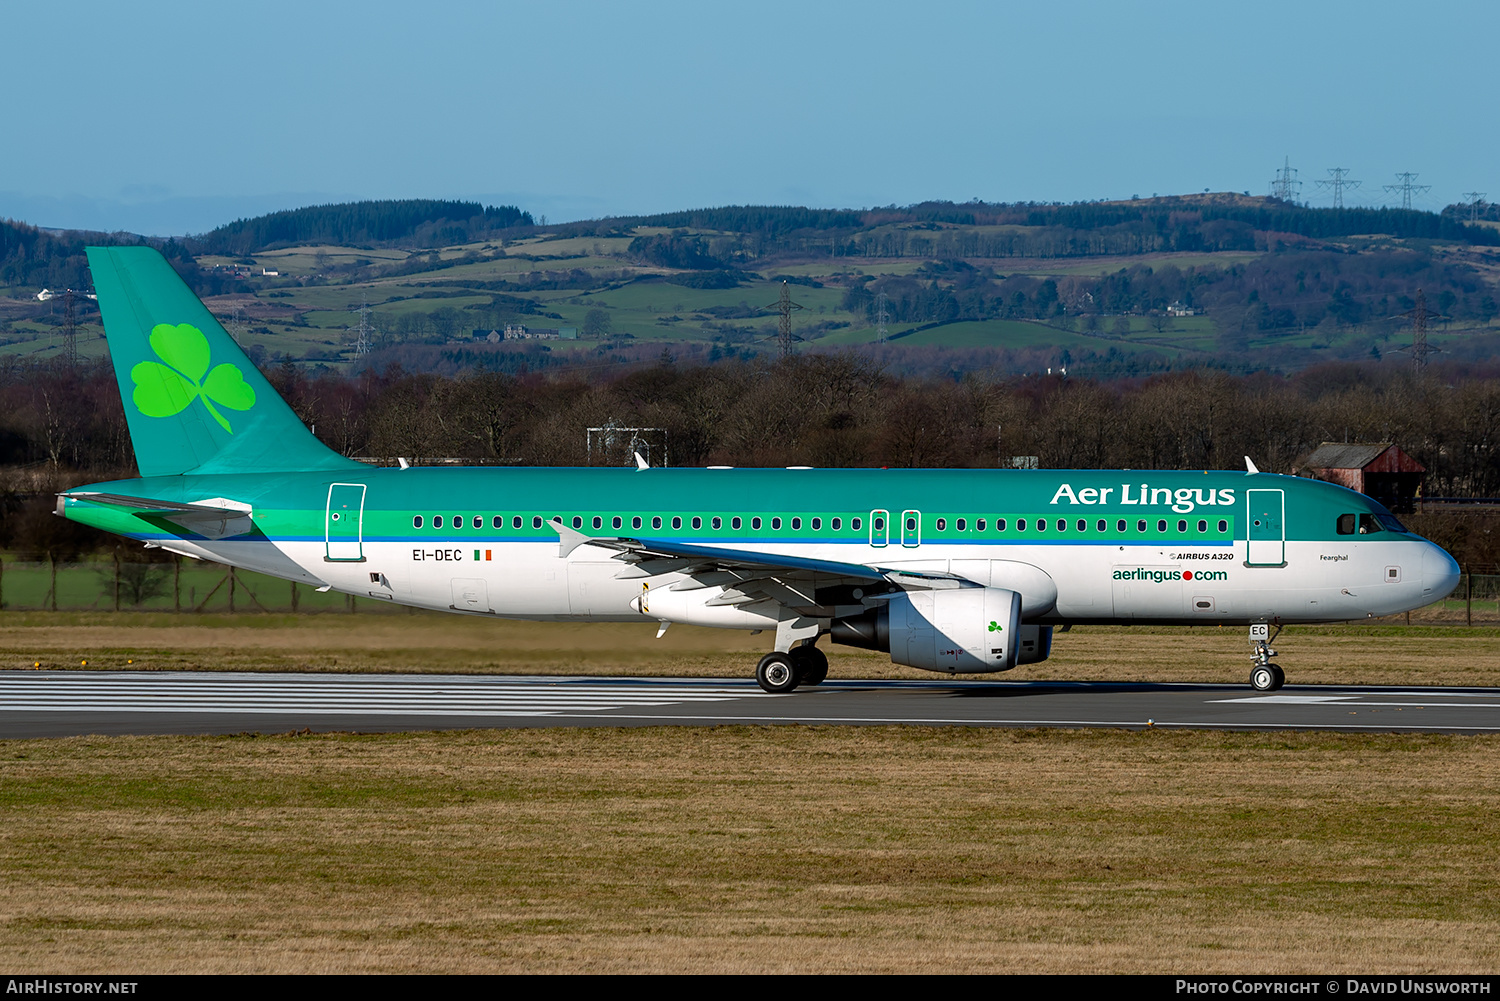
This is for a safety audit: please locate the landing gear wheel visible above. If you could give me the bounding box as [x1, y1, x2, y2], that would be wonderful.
[790, 646, 828, 686]
[1250, 664, 1284, 692]
[756, 652, 801, 694]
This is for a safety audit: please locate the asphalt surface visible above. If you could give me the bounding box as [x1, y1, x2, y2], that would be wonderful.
[3, 671, 1500, 737]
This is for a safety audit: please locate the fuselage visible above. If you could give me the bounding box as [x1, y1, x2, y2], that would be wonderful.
[62, 466, 1461, 628]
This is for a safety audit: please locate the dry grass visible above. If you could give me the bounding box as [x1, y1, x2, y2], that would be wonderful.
[5, 611, 1500, 688]
[2, 727, 1499, 973]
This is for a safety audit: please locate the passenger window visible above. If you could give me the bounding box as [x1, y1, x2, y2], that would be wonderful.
[1056, 519, 1066, 531]
[512, 516, 522, 529]
[413, 515, 424, 529]
[831, 517, 841, 530]
[572, 516, 583, 529]
[692, 516, 702, 529]
[632, 516, 642, 529]
[473, 516, 482, 529]
[998, 518, 1008, 531]
[1097, 519, 1106, 532]
[852, 517, 862, 530]
[652, 516, 662, 529]
[904, 516, 915, 531]
[1117, 519, 1127, 532]
[1018, 519, 1027, 531]
[771, 517, 781, 530]
[1177, 519, 1187, 532]
[532, 516, 543, 529]
[453, 514, 463, 528]
[1337, 514, 1356, 535]
[712, 516, 722, 529]
[752, 517, 762, 530]
[1037, 519, 1046, 533]
[672, 516, 682, 530]
[492, 516, 503, 529]
[1197, 519, 1207, 533]
[957, 518, 966, 531]
[936, 518, 947, 531]
[1077, 519, 1086, 532]
[1218, 519, 1228, 533]
[593, 516, 603, 529]
[434, 516, 443, 528]
[977, 518, 986, 531]
[612, 516, 622, 529]
[731, 516, 742, 529]
[873, 516, 884, 531]
[1157, 519, 1167, 532]
[792, 517, 801, 530]
[1137, 520, 1147, 532]
[812, 517, 822, 530]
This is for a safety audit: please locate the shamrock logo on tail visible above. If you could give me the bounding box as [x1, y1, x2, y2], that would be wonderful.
[988, 620, 1003, 632]
[130, 323, 255, 433]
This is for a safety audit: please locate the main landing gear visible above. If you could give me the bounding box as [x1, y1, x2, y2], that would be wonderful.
[1248, 622, 1285, 692]
[755, 644, 828, 694]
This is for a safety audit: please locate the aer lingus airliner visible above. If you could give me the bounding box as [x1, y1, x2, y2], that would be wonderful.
[58, 247, 1461, 693]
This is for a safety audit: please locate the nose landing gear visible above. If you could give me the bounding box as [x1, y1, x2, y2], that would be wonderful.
[1248, 622, 1284, 692]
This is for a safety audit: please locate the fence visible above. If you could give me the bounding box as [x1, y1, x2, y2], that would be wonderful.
[0, 555, 408, 614]
[2, 555, 1499, 623]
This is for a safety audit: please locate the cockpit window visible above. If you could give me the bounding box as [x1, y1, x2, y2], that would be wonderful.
[1358, 514, 1383, 535]
[1337, 514, 1356, 535]
[1376, 513, 1407, 534]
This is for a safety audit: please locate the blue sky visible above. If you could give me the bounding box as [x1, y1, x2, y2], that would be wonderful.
[4, 0, 1496, 235]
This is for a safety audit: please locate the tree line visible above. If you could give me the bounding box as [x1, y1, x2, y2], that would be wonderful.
[188, 200, 535, 255]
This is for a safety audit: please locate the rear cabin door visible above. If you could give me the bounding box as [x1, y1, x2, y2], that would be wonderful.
[1246, 489, 1286, 567]
[325, 483, 367, 562]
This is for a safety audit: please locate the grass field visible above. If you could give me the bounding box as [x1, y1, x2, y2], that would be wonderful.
[6, 611, 1500, 687]
[3, 726, 1498, 973]
[5, 615, 1500, 972]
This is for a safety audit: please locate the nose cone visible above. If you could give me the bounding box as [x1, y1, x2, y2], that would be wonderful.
[1422, 543, 1462, 601]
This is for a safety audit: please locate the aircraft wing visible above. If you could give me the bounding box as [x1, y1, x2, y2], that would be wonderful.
[61, 491, 257, 541]
[550, 517, 971, 617]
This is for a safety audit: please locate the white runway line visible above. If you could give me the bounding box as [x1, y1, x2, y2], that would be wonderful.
[0, 674, 773, 717]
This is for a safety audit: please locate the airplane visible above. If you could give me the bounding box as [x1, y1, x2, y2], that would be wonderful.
[57, 246, 1462, 694]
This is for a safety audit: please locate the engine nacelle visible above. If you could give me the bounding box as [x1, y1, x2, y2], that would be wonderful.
[832, 587, 1025, 673]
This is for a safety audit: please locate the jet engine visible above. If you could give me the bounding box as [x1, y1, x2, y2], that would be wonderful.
[830, 587, 1051, 673]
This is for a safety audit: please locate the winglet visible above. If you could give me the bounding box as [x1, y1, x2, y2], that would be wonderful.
[1244, 456, 1260, 474]
[552, 517, 598, 558]
[635, 451, 649, 471]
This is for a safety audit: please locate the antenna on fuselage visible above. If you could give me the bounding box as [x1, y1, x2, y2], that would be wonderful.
[1244, 456, 1260, 474]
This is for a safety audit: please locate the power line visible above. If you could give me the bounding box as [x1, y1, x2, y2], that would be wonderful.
[350, 301, 374, 357]
[764, 280, 804, 358]
[1269, 156, 1301, 202]
[1383, 172, 1431, 211]
[1462, 191, 1488, 222]
[1315, 167, 1360, 209]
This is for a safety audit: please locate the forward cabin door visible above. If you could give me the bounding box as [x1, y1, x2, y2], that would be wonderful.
[325, 483, 367, 562]
[1246, 489, 1286, 567]
[901, 510, 922, 548]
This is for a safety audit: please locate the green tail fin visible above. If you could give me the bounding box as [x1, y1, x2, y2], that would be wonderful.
[87, 246, 361, 477]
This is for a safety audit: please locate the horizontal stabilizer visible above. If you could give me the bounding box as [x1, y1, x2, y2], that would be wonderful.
[63, 491, 256, 541]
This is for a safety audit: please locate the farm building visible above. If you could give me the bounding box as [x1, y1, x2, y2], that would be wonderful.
[1298, 442, 1425, 513]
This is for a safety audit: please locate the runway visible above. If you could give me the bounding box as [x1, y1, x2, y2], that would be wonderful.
[4, 671, 1500, 737]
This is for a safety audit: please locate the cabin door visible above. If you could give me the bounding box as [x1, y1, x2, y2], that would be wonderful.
[325, 483, 367, 562]
[1246, 489, 1285, 567]
[870, 510, 889, 548]
[901, 509, 922, 548]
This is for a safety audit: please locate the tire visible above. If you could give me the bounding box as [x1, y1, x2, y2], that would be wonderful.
[791, 646, 829, 686]
[1269, 664, 1285, 691]
[1250, 664, 1279, 692]
[756, 652, 801, 694]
